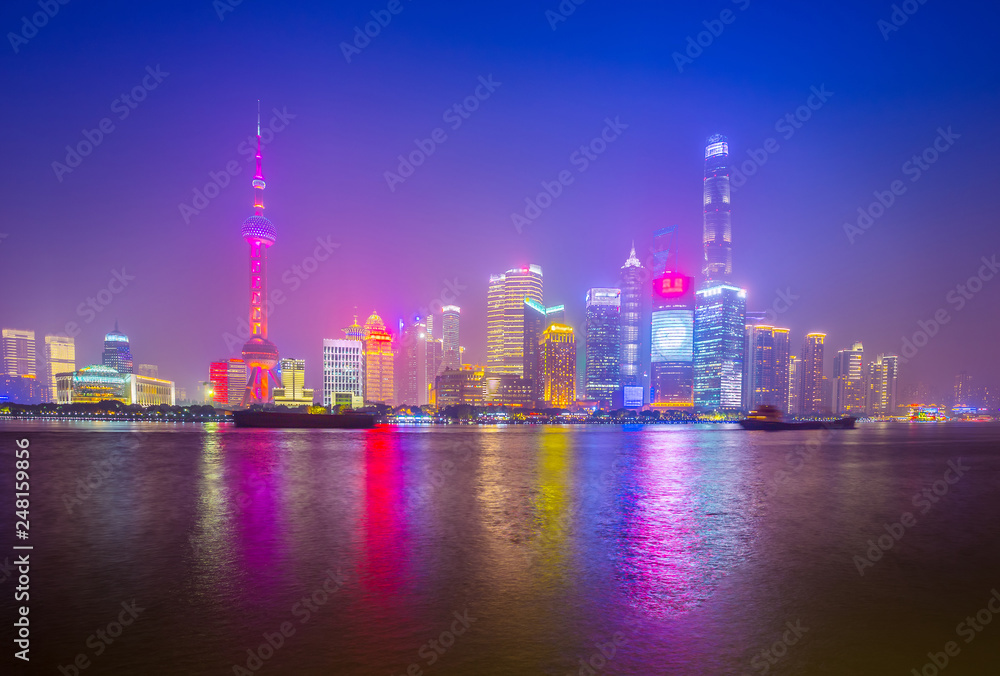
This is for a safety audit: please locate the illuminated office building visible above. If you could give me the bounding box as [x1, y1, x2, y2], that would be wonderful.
[703, 134, 732, 283]
[442, 305, 461, 370]
[693, 284, 746, 412]
[743, 325, 790, 411]
[523, 298, 565, 407]
[323, 337, 364, 409]
[124, 374, 176, 406]
[800, 333, 826, 414]
[2, 328, 36, 377]
[540, 323, 576, 408]
[865, 354, 899, 416]
[274, 357, 315, 405]
[651, 272, 695, 408]
[101, 322, 134, 375]
[435, 365, 486, 407]
[396, 317, 430, 406]
[832, 341, 866, 415]
[585, 288, 621, 405]
[363, 311, 394, 405]
[788, 355, 801, 414]
[619, 244, 645, 406]
[209, 358, 247, 407]
[43, 335, 75, 403]
[487, 265, 543, 376]
[954, 372, 973, 407]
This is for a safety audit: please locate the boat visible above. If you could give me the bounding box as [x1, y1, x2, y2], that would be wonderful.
[738, 405, 856, 431]
[232, 410, 376, 429]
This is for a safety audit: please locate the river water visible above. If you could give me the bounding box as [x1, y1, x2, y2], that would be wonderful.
[1, 422, 999, 675]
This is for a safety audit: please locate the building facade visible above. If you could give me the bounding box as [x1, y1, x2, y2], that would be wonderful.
[43, 335, 75, 403]
[486, 265, 543, 376]
[540, 323, 576, 408]
[619, 245, 645, 406]
[800, 333, 826, 414]
[743, 325, 791, 412]
[651, 272, 695, 408]
[585, 288, 621, 405]
[101, 324, 134, 375]
[442, 305, 461, 371]
[865, 354, 899, 416]
[435, 365, 486, 407]
[832, 341, 865, 415]
[523, 299, 565, 407]
[693, 284, 746, 412]
[3, 329, 36, 377]
[363, 311, 394, 405]
[703, 134, 732, 282]
[322, 338, 364, 409]
[274, 358, 314, 405]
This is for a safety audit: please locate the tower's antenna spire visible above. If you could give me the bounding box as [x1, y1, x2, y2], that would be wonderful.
[252, 100, 265, 215]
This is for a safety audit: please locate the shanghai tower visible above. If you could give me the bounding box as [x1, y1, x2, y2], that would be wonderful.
[702, 134, 732, 283]
[240, 104, 281, 406]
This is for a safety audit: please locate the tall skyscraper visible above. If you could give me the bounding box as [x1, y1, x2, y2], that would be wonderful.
[619, 244, 645, 406]
[693, 284, 746, 412]
[209, 358, 247, 407]
[954, 372, 973, 406]
[101, 323, 134, 374]
[743, 325, 790, 411]
[442, 305, 461, 370]
[274, 358, 314, 405]
[486, 265, 543, 376]
[788, 355, 801, 414]
[396, 317, 430, 406]
[240, 105, 281, 406]
[800, 333, 826, 414]
[2, 329, 36, 377]
[651, 271, 696, 408]
[540, 323, 576, 408]
[703, 134, 732, 283]
[832, 342, 865, 414]
[523, 299, 565, 407]
[584, 288, 621, 404]
[363, 311, 394, 405]
[42, 335, 75, 403]
[323, 335, 364, 409]
[865, 355, 900, 416]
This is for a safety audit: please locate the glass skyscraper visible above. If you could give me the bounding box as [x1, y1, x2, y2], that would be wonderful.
[800, 333, 826, 414]
[703, 134, 732, 282]
[101, 322, 133, 374]
[618, 244, 645, 406]
[442, 305, 461, 370]
[693, 284, 746, 412]
[523, 298, 565, 407]
[743, 325, 790, 411]
[487, 265, 543, 376]
[323, 338, 364, 409]
[584, 288, 621, 404]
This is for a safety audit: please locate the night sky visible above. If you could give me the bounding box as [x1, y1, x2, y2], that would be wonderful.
[2, 0, 998, 396]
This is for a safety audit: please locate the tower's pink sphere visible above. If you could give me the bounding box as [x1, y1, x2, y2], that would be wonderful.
[242, 336, 279, 370]
[241, 215, 277, 245]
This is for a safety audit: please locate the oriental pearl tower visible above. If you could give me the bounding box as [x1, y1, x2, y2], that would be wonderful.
[240, 103, 280, 406]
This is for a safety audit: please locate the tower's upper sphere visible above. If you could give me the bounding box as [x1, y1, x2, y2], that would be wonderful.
[241, 215, 277, 245]
[242, 336, 279, 370]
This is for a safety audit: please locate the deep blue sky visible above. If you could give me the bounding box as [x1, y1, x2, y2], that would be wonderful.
[1, 0, 998, 397]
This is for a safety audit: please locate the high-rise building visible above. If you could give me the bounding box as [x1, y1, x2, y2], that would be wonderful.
[954, 372, 973, 406]
[788, 355, 801, 414]
[209, 358, 247, 407]
[693, 284, 746, 412]
[396, 317, 430, 406]
[832, 342, 866, 415]
[323, 337, 364, 409]
[619, 244, 645, 406]
[136, 364, 159, 378]
[435, 365, 486, 408]
[363, 311, 394, 405]
[651, 271, 696, 408]
[442, 306, 461, 370]
[486, 265, 543, 376]
[703, 134, 732, 283]
[274, 358, 315, 405]
[800, 333, 826, 415]
[240, 106, 281, 406]
[101, 323, 134, 374]
[523, 299, 565, 407]
[743, 325, 790, 412]
[43, 335, 75, 403]
[540, 323, 576, 408]
[865, 355, 899, 416]
[2, 329, 36, 377]
[585, 288, 621, 404]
